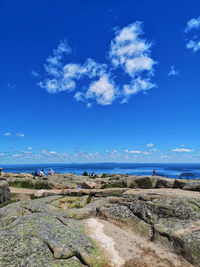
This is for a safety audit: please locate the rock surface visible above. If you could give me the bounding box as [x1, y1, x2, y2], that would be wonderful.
[0, 187, 200, 266]
[0, 180, 10, 204]
[4, 172, 200, 192]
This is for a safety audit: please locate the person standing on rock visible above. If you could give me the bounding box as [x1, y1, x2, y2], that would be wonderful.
[153, 169, 156, 176]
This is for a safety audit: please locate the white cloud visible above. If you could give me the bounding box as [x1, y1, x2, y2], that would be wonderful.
[23, 151, 32, 154]
[39, 22, 156, 106]
[185, 17, 200, 33]
[16, 133, 24, 138]
[109, 22, 155, 75]
[49, 151, 57, 155]
[109, 22, 154, 73]
[87, 103, 92, 108]
[74, 91, 84, 102]
[150, 148, 157, 152]
[186, 40, 200, 52]
[160, 155, 168, 158]
[146, 143, 154, 147]
[172, 148, 193, 152]
[167, 66, 179, 76]
[125, 149, 142, 154]
[86, 75, 118, 105]
[185, 16, 200, 52]
[4, 132, 11, 137]
[143, 151, 151, 155]
[109, 22, 156, 103]
[27, 147, 32, 151]
[122, 77, 155, 103]
[12, 154, 23, 158]
[0, 153, 5, 157]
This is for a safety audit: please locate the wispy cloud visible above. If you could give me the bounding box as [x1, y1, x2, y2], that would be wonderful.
[38, 22, 156, 106]
[146, 143, 154, 147]
[172, 147, 193, 152]
[49, 151, 57, 155]
[186, 40, 200, 52]
[22, 151, 32, 154]
[125, 149, 142, 154]
[124, 149, 151, 155]
[31, 70, 40, 77]
[16, 133, 25, 138]
[167, 66, 179, 76]
[150, 148, 157, 152]
[12, 154, 23, 158]
[185, 16, 200, 52]
[0, 153, 5, 157]
[185, 17, 200, 33]
[4, 132, 11, 137]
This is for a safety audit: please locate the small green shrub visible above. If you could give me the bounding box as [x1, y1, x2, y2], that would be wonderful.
[82, 171, 89, 176]
[102, 181, 126, 189]
[8, 180, 50, 189]
[101, 173, 107, 178]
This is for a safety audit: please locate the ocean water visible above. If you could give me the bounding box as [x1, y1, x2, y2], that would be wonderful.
[1, 163, 200, 179]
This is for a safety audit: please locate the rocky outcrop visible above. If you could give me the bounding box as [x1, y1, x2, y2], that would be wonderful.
[4, 172, 200, 192]
[81, 181, 96, 189]
[0, 180, 10, 204]
[0, 187, 200, 266]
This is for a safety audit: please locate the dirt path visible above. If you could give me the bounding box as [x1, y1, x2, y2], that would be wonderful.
[85, 218, 193, 267]
[10, 187, 38, 194]
[10, 187, 63, 195]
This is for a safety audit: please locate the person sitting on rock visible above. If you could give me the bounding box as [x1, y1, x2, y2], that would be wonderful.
[49, 168, 54, 175]
[39, 169, 45, 177]
[34, 170, 39, 178]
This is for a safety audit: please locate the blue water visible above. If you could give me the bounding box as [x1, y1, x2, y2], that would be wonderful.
[1, 163, 200, 179]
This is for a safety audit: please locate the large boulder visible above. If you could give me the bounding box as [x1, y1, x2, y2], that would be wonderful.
[182, 181, 200, 191]
[0, 180, 10, 203]
[156, 177, 175, 188]
[81, 181, 96, 189]
[173, 179, 188, 189]
[134, 176, 158, 189]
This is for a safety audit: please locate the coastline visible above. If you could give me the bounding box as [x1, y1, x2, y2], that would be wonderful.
[0, 162, 200, 179]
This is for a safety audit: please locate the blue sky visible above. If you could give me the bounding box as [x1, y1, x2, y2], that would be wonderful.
[0, 0, 200, 163]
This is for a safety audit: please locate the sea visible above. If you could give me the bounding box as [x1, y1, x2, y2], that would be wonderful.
[1, 163, 200, 180]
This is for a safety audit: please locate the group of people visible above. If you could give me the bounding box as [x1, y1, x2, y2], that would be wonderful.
[33, 168, 54, 178]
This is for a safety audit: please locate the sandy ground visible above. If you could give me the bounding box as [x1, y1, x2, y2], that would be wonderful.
[85, 218, 193, 267]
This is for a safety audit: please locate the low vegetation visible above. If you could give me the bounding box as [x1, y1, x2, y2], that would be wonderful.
[8, 180, 50, 190]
